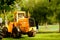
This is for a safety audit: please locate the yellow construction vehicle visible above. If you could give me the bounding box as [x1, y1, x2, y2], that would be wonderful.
[2, 11, 36, 38]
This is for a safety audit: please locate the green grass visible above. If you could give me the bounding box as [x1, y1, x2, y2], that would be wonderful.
[2, 33, 60, 40]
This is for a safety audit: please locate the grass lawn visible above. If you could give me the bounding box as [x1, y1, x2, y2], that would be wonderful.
[2, 33, 60, 40]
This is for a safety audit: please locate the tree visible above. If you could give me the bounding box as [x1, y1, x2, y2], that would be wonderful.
[51, 0, 60, 32]
[20, 0, 54, 26]
[55, 0, 60, 32]
[0, 0, 16, 24]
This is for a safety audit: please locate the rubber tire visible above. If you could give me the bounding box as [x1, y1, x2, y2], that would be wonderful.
[2, 27, 8, 38]
[16, 32, 21, 38]
[28, 31, 36, 37]
[12, 27, 21, 38]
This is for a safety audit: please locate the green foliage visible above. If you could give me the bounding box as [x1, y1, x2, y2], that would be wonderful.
[20, 0, 49, 23]
[0, 0, 16, 24]
[0, 13, 5, 24]
[6, 12, 14, 22]
[1, 0, 60, 25]
[0, 0, 15, 12]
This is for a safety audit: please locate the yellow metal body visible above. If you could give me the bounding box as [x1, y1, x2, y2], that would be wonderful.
[7, 11, 30, 33]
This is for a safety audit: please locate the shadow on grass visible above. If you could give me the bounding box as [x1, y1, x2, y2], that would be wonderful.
[12, 37, 25, 39]
[37, 32, 59, 34]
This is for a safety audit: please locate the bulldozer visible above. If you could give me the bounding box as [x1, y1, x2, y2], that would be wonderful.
[2, 11, 36, 38]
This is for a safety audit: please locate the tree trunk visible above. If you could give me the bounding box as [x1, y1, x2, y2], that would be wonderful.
[59, 22, 60, 32]
[4, 10, 6, 25]
[45, 22, 48, 29]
